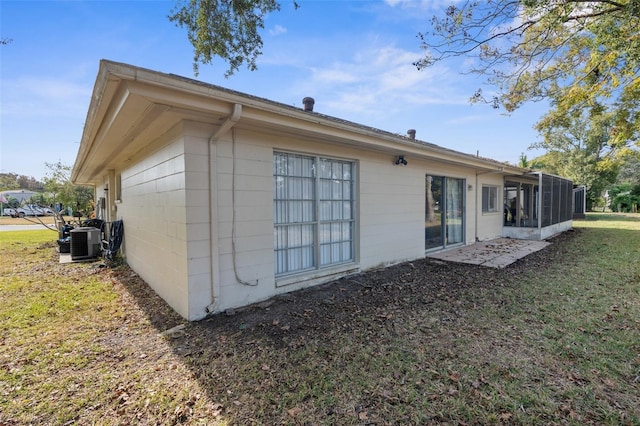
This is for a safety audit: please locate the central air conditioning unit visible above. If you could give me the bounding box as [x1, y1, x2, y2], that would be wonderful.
[70, 227, 101, 261]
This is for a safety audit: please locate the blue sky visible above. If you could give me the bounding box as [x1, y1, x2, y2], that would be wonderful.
[1, 0, 548, 181]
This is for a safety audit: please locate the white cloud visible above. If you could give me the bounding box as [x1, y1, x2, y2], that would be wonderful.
[384, 0, 460, 10]
[297, 43, 471, 120]
[312, 68, 359, 84]
[269, 24, 287, 36]
[1, 77, 91, 117]
[444, 114, 493, 125]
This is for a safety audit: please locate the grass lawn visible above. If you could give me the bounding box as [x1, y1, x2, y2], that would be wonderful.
[1, 213, 639, 425]
[0, 215, 78, 229]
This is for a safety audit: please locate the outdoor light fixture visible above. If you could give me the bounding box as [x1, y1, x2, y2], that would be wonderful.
[395, 155, 408, 166]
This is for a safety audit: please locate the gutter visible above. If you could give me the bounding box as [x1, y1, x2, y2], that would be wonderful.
[96, 60, 528, 175]
[72, 64, 112, 183]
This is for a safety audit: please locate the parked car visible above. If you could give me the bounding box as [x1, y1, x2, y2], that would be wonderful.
[6, 204, 54, 218]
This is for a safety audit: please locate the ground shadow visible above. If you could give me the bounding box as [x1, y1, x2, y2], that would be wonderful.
[112, 229, 584, 424]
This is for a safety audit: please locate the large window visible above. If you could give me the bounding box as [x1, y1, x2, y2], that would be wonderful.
[274, 152, 355, 276]
[481, 185, 499, 213]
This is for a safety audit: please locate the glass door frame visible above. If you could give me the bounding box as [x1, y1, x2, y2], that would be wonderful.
[425, 174, 466, 252]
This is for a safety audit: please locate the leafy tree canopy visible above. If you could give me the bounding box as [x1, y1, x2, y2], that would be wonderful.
[531, 103, 632, 208]
[608, 182, 640, 212]
[169, 0, 284, 77]
[416, 0, 640, 142]
[43, 161, 93, 216]
[615, 149, 640, 184]
[517, 152, 544, 169]
[0, 173, 44, 192]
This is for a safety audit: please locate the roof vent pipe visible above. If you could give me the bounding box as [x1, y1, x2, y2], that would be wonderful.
[407, 129, 416, 139]
[302, 97, 315, 112]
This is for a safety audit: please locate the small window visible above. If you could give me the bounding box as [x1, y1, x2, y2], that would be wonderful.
[482, 185, 499, 213]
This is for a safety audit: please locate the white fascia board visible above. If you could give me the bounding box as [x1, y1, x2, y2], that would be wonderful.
[75, 60, 529, 181]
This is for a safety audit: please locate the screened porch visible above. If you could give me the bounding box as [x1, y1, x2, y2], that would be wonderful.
[502, 172, 574, 240]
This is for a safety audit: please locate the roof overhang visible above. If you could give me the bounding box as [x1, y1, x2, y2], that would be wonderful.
[72, 60, 528, 183]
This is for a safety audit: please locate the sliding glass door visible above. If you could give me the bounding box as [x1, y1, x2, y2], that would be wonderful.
[425, 175, 465, 250]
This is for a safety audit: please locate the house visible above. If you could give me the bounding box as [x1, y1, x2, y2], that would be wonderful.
[72, 60, 573, 321]
[0, 190, 38, 205]
[1, 190, 39, 215]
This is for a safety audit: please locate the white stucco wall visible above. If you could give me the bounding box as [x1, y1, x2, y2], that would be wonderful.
[475, 174, 505, 242]
[358, 150, 425, 269]
[502, 219, 573, 240]
[74, 62, 527, 322]
[116, 125, 193, 320]
[108, 120, 507, 320]
[182, 123, 216, 320]
[200, 127, 506, 316]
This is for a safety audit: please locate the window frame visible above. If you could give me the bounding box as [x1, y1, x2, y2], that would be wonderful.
[481, 185, 500, 213]
[273, 151, 357, 279]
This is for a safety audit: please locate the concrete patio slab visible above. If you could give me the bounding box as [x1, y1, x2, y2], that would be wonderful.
[427, 238, 550, 269]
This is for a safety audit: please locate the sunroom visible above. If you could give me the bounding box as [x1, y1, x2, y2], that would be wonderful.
[502, 172, 574, 240]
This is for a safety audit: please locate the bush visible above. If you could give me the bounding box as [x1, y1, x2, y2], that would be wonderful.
[608, 183, 639, 212]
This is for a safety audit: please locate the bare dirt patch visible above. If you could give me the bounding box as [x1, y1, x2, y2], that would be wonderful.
[189, 231, 576, 341]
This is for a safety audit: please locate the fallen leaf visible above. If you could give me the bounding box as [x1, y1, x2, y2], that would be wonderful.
[358, 411, 369, 420]
[499, 412, 512, 421]
[288, 407, 302, 417]
[186, 394, 199, 406]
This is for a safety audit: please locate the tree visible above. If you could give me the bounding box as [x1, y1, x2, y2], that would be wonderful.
[169, 0, 283, 77]
[416, 1, 640, 139]
[615, 150, 640, 185]
[43, 161, 93, 217]
[532, 103, 630, 209]
[517, 153, 529, 168]
[0, 173, 19, 190]
[0, 173, 44, 191]
[608, 182, 640, 212]
[517, 152, 546, 169]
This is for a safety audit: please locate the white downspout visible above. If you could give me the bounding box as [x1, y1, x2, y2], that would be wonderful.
[210, 104, 242, 142]
[206, 104, 242, 314]
[475, 173, 479, 242]
[107, 169, 116, 222]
